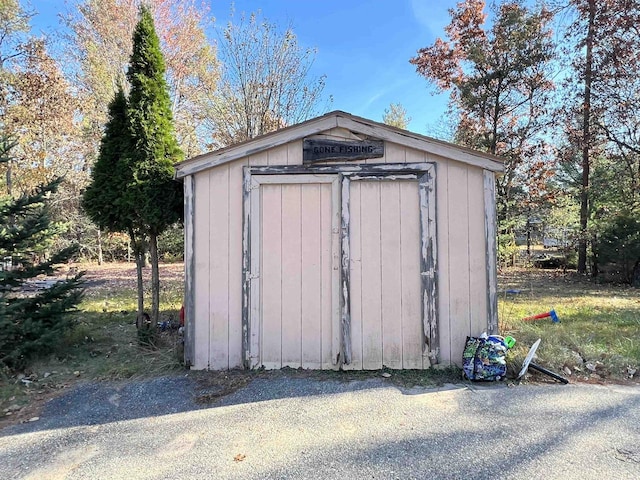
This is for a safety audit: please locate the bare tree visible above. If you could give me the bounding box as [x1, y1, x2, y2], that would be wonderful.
[208, 11, 330, 147]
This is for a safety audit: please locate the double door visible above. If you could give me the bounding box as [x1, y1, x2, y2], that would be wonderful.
[245, 165, 436, 370]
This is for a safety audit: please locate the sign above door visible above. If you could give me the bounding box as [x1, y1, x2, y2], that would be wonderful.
[303, 138, 384, 164]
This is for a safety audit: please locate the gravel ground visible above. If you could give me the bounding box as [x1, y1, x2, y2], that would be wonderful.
[1, 375, 639, 479]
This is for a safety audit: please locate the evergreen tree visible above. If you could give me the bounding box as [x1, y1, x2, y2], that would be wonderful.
[126, 6, 183, 330]
[82, 85, 146, 322]
[0, 137, 84, 372]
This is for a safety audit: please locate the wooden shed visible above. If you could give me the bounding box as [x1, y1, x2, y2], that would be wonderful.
[174, 111, 504, 371]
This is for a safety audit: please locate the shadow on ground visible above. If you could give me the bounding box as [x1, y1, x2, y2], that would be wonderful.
[1, 369, 457, 437]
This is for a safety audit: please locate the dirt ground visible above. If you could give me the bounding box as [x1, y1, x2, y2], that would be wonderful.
[80, 261, 184, 290]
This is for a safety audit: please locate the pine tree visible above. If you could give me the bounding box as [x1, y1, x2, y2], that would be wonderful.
[0, 137, 84, 371]
[126, 6, 183, 330]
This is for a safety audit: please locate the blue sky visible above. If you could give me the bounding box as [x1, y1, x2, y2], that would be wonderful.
[29, 0, 458, 135]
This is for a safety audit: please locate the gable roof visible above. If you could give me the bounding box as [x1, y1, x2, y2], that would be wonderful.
[174, 110, 505, 178]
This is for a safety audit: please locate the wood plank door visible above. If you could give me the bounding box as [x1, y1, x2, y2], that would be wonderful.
[248, 175, 341, 369]
[346, 179, 426, 370]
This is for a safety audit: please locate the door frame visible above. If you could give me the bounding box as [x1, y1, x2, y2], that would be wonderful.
[242, 162, 438, 368]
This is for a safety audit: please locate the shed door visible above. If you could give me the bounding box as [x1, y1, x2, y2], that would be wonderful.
[248, 175, 341, 369]
[346, 179, 425, 370]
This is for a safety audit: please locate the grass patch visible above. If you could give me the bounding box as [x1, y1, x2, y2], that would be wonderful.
[1, 262, 186, 423]
[499, 268, 640, 382]
[4, 263, 639, 422]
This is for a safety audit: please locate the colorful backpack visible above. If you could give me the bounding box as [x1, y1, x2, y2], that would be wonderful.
[462, 336, 507, 381]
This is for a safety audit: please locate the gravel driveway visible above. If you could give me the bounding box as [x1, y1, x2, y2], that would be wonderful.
[1, 374, 639, 479]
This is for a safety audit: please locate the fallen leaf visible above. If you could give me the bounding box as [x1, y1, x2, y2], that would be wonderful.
[234, 454, 246, 462]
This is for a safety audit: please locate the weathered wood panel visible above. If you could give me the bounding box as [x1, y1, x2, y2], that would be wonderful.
[209, 164, 230, 369]
[380, 182, 403, 369]
[399, 181, 423, 369]
[447, 162, 471, 365]
[281, 184, 303, 367]
[248, 175, 261, 368]
[193, 172, 211, 369]
[228, 160, 246, 368]
[260, 184, 283, 368]
[248, 174, 338, 369]
[183, 175, 196, 367]
[340, 176, 352, 365]
[323, 180, 341, 369]
[405, 147, 426, 164]
[468, 168, 488, 338]
[303, 138, 384, 163]
[348, 177, 426, 370]
[268, 144, 288, 166]
[419, 169, 438, 365]
[301, 184, 322, 368]
[384, 142, 407, 164]
[343, 180, 362, 370]
[287, 140, 302, 165]
[435, 160, 451, 364]
[248, 151, 268, 167]
[484, 170, 499, 335]
[359, 181, 383, 369]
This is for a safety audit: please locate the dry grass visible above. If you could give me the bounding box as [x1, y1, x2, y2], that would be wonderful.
[3, 262, 639, 423]
[1, 262, 185, 422]
[498, 267, 640, 383]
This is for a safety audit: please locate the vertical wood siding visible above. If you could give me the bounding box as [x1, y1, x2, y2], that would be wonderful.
[183, 176, 196, 367]
[257, 178, 336, 368]
[446, 161, 471, 366]
[190, 135, 491, 370]
[347, 180, 424, 369]
[193, 172, 210, 369]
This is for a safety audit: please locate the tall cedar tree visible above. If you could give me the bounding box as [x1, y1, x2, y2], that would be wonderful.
[126, 6, 183, 329]
[82, 86, 146, 321]
[410, 0, 555, 245]
[0, 137, 83, 371]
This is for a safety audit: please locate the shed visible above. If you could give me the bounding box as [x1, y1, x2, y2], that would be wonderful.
[175, 111, 504, 370]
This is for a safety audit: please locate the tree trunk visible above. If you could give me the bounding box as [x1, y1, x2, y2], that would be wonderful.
[129, 228, 144, 323]
[149, 232, 160, 326]
[578, 0, 596, 274]
[6, 159, 12, 196]
[97, 229, 103, 266]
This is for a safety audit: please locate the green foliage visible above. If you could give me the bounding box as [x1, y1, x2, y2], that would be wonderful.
[593, 213, 640, 286]
[498, 231, 519, 268]
[0, 142, 84, 371]
[82, 85, 132, 233]
[125, 5, 183, 236]
[158, 224, 184, 262]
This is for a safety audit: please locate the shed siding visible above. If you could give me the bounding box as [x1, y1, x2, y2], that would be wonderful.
[227, 159, 246, 368]
[344, 180, 424, 370]
[189, 134, 491, 370]
[193, 171, 210, 369]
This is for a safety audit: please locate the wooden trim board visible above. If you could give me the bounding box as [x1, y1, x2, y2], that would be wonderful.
[183, 175, 196, 367]
[175, 111, 504, 178]
[484, 170, 498, 335]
